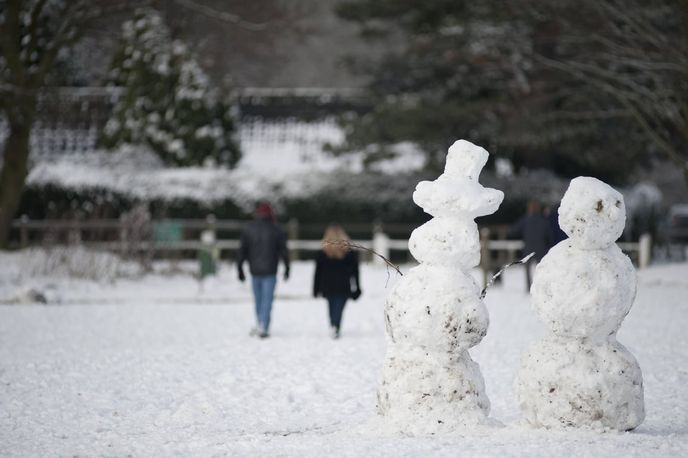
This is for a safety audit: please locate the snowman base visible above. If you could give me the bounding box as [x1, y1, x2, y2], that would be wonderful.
[516, 335, 645, 431]
[377, 347, 490, 435]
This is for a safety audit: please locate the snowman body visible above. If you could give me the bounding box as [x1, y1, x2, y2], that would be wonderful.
[376, 140, 503, 435]
[515, 177, 645, 430]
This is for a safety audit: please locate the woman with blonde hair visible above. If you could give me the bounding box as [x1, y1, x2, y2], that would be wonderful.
[313, 225, 361, 339]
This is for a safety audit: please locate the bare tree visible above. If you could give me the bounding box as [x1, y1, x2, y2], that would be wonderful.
[158, 0, 310, 88]
[170, 0, 269, 31]
[531, 0, 688, 180]
[0, 0, 143, 247]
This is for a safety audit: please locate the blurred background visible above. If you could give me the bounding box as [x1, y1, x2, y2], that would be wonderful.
[1, 0, 687, 269]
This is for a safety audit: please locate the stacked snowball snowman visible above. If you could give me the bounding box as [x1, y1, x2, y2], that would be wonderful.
[515, 177, 645, 431]
[376, 140, 504, 435]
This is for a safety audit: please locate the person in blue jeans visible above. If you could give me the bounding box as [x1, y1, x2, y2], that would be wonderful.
[237, 201, 290, 338]
[313, 225, 361, 339]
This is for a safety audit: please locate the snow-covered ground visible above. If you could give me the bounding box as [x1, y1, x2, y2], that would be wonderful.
[1, 256, 687, 456]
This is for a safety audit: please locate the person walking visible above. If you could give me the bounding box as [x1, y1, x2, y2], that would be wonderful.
[237, 201, 290, 338]
[544, 204, 567, 250]
[508, 200, 554, 291]
[313, 225, 361, 339]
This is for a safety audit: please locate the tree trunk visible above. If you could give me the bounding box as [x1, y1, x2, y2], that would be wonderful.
[0, 120, 32, 247]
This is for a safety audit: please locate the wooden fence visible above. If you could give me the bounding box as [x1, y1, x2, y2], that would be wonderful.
[10, 217, 652, 284]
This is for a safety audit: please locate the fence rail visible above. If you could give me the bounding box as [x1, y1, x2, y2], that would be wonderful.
[11, 218, 653, 285]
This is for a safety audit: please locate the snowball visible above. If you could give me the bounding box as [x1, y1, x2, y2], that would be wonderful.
[377, 346, 490, 435]
[515, 336, 645, 431]
[409, 217, 480, 268]
[559, 177, 626, 249]
[531, 241, 636, 339]
[385, 265, 487, 353]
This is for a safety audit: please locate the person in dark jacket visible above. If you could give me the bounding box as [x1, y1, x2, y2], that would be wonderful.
[544, 204, 567, 250]
[508, 200, 554, 291]
[237, 201, 290, 338]
[313, 225, 361, 339]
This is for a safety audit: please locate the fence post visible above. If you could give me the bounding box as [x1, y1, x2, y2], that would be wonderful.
[199, 214, 218, 279]
[372, 222, 390, 265]
[287, 218, 300, 260]
[19, 215, 29, 248]
[480, 227, 490, 288]
[203, 213, 218, 257]
[638, 233, 652, 269]
[68, 214, 82, 245]
[205, 214, 217, 245]
[118, 215, 127, 257]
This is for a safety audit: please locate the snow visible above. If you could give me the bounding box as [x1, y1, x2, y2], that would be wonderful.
[517, 177, 644, 431]
[0, 253, 687, 455]
[413, 141, 503, 219]
[517, 335, 645, 431]
[409, 217, 480, 268]
[530, 242, 636, 339]
[367, 142, 428, 174]
[559, 177, 627, 250]
[25, 117, 356, 209]
[102, 8, 238, 167]
[377, 141, 504, 434]
[14, 112, 433, 209]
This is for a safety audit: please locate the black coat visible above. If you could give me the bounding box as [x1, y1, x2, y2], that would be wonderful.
[313, 250, 360, 298]
[507, 214, 554, 261]
[237, 219, 290, 276]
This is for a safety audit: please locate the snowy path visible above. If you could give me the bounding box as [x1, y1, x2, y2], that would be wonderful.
[1, 262, 687, 456]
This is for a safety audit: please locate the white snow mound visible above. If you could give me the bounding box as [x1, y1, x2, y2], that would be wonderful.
[517, 176, 644, 431]
[377, 139, 502, 435]
[516, 336, 644, 431]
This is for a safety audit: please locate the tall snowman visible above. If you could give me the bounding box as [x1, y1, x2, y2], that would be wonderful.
[376, 140, 503, 435]
[516, 177, 645, 430]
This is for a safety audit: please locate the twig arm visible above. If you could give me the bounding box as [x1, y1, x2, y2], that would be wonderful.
[323, 239, 404, 277]
[480, 252, 535, 299]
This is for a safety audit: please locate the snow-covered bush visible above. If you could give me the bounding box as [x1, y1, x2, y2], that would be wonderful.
[101, 8, 240, 167]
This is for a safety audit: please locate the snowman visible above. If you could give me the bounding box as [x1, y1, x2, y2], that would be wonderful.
[515, 176, 645, 430]
[376, 140, 503, 435]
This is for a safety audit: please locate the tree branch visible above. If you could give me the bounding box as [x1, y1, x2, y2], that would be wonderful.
[0, 0, 26, 83]
[29, 3, 82, 85]
[480, 252, 534, 299]
[598, 1, 669, 51]
[26, 0, 50, 57]
[171, 0, 268, 31]
[536, 53, 688, 177]
[617, 95, 687, 175]
[324, 239, 404, 277]
[80, 1, 151, 22]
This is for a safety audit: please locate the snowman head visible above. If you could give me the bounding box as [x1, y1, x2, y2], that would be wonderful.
[559, 177, 626, 250]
